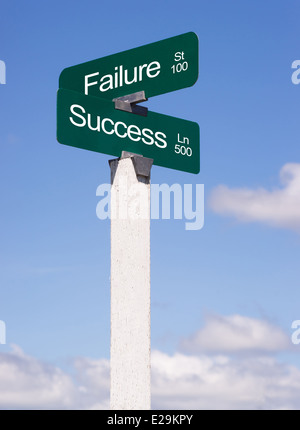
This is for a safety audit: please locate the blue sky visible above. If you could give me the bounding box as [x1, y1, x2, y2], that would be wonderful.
[0, 0, 300, 409]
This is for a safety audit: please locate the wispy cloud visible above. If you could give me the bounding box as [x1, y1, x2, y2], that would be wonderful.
[209, 163, 300, 231]
[0, 134, 20, 145]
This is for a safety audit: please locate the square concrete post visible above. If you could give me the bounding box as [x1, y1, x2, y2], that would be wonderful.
[109, 152, 153, 410]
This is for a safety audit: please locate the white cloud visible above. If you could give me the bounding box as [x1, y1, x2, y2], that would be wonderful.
[209, 163, 300, 231]
[0, 314, 299, 410]
[0, 345, 76, 409]
[72, 356, 110, 410]
[180, 314, 290, 354]
[0, 344, 110, 410]
[151, 351, 300, 410]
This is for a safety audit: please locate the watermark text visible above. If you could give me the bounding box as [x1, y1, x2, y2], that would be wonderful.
[0, 320, 6, 344]
[0, 60, 6, 85]
[292, 320, 300, 344]
[96, 180, 204, 231]
[291, 60, 300, 85]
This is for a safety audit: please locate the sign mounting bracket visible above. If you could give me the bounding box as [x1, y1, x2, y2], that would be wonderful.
[113, 91, 148, 117]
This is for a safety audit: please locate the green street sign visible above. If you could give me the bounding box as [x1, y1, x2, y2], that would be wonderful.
[59, 32, 198, 101]
[57, 89, 200, 174]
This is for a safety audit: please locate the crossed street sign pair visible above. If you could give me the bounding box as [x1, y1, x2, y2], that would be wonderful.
[57, 32, 200, 174]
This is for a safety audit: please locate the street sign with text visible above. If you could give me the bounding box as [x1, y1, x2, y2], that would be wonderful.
[57, 33, 201, 411]
[57, 89, 200, 174]
[59, 32, 198, 101]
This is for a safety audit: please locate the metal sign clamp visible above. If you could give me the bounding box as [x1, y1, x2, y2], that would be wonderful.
[113, 91, 148, 117]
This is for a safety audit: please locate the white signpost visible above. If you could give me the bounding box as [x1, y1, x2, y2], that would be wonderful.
[110, 153, 152, 410]
[57, 32, 199, 411]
